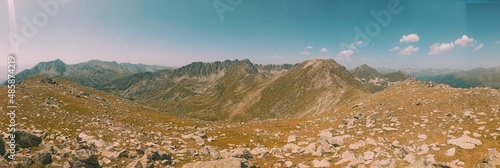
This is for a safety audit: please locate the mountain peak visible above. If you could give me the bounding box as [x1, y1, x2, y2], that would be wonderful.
[53, 59, 65, 64]
[350, 64, 382, 79]
[35, 59, 68, 73]
[301, 59, 342, 69]
[359, 64, 369, 68]
[173, 59, 258, 77]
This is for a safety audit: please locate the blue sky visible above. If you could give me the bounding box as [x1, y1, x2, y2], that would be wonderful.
[1, 0, 500, 69]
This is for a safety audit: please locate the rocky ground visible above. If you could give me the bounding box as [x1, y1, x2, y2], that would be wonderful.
[0, 76, 499, 168]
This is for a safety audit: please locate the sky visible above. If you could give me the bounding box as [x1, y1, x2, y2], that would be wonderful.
[1, 0, 500, 70]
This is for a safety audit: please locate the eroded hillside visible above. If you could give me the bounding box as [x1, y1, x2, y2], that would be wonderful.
[113, 59, 368, 121]
[0, 74, 499, 167]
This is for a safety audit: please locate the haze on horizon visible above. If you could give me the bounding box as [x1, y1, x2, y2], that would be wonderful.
[1, 0, 500, 70]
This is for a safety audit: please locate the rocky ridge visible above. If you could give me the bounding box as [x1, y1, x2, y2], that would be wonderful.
[350, 64, 411, 92]
[0, 76, 499, 167]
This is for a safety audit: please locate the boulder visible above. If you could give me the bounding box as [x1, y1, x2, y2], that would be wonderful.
[33, 150, 53, 165]
[363, 151, 375, 160]
[287, 135, 297, 143]
[182, 158, 251, 168]
[0, 135, 5, 156]
[192, 135, 205, 146]
[303, 143, 317, 154]
[447, 134, 482, 149]
[71, 149, 100, 167]
[349, 140, 366, 150]
[17, 157, 36, 168]
[13, 130, 43, 148]
[482, 148, 500, 166]
[312, 159, 330, 168]
[445, 147, 455, 156]
[231, 147, 253, 159]
[144, 149, 160, 161]
[202, 146, 221, 160]
[126, 158, 154, 168]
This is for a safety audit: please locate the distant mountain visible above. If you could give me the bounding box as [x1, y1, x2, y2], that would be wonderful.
[350, 64, 411, 92]
[377, 66, 500, 89]
[420, 66, 500, 88]
[376, 67, 461, 77]
[15, 59, 67, 81]
[13, 59, 172, 89]
[108, 59, 367, 121]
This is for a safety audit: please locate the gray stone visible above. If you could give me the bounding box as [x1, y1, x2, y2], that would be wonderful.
[483, 148, 500, 166]
[298, 163, 310, 168]
[404, 157, 433, 168]
[473, 163, 494, 168]
[445, 147, 455, 156]
[202, 146, 221, 160]
[13, 130, 43, 148]
[363, 151, 375, 160]
[72, 149, 99, 166]
[311, 159, 330, 168]
[287, 135, 297, 143]
[303, 143, 317, 154]
[126, 159, 144, 168]
[145, 149, 161, 161]
[71, 161, 98, 168]
[447, 134, 482, 149]
[33, 151, 53, 165]
[18, 157, 35, 167]
[231, 147, 253, 159]
[192, 135, 205, 146]
[312, 148, 324, 157]
[349, 140, 366, 150]
[0, 136, 5, 156]
[181, 158, 248, 168]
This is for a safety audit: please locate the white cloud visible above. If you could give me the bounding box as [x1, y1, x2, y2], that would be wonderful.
[299, 51, 311, 56]
[337, 49, 354, 57]
[320, 48, 328, 53]
[495, 40, 500, 44]
[349, 41, 365, 49]
[400, 34, 420, 43]
[306, 46, 313, 49]
[453, 35, 474, 47]
[334, 56, 352, 63]
[399, 45, 419, 55]
[428, 43, 455, 56]
[388, 46, 400, 52]
[473, 43, 484, 51]
[349, 43, 356, 49]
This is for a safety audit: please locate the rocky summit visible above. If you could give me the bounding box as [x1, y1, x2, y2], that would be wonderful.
[1, 59, 499, 168]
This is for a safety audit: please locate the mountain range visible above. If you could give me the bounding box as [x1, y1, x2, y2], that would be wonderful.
[2, 61, 499, 167]
[2, 58, 500, 167]
[12, 58, 500, 122]
[14, 59, 370, 121]
[378, 66, 500, 89]
[107, 59, 367, 121]
[13, 59, 171, 89]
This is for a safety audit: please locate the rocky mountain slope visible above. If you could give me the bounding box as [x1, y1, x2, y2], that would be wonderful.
[110, 59, 367, 121]
[350, 64, 411, 92]
[1, 76, 499, 167]
[13, 59, 171, 89]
